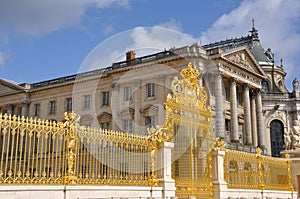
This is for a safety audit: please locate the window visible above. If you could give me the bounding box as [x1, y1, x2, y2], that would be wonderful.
[84, 95, 90, 109]
[102, 91, 109, 106]
[146, 83, 155, 98]
[270, 120, 284, 157]
[238, 123, 243, 144]
[262, 80, 269, 93]
[124, 119, 132, 133]
[101, 122, 110, 130]
[34, 104, 40, 117]
[17, 107, 22, 115]
[49, 101, 56, 115]
[145, 116, 155, 128]
[124, 87, 132, 101]
[237, 92, 242, 105]
[66, 98, 72, 112]
[225, 87, 229, 101]
[225, 119, 230, 142]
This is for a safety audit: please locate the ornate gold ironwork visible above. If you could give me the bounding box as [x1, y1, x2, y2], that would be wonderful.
[147, 121, 173, 143]
[0, 112, 156, 186]
[161, 63, 214, 198]
[224, 147, 294, 191]
[61, 112, 80, 185]
[213, 137, 226, 151]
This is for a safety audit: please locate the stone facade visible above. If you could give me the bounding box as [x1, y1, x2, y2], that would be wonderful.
[1, 25, 300, 197]
[1, 26, 299, 156]
[1, 27, 300, 194]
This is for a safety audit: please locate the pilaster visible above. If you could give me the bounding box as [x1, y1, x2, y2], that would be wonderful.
[21, 100, 30, 117]
[111, 83, 120, 130]
[6, 104, 13, 115]
[134, 79, 142, 134]
[157, 75, 166, 125]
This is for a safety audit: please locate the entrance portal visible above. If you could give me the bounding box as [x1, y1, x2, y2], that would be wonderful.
[270, 120, 284, 157]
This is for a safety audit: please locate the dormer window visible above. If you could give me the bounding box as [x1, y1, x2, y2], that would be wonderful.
[262, 81, 269, 93]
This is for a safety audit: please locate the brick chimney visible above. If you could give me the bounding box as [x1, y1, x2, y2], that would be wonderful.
[126, 50, 135, 61]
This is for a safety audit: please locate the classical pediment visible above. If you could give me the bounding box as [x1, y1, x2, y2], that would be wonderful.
[140, 105, 158, 115]
[0, 78, 25, 96]
[119, 108, 135, 119]
[222, 47, 266, 77]
[97, 112, 112, 123]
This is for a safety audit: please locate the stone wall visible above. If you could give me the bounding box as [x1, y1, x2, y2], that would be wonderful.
[0, 186, 163, 199]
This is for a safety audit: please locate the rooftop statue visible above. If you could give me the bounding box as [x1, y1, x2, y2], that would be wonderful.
[293, 77, 299, 92]
[291, 120, 300, 149]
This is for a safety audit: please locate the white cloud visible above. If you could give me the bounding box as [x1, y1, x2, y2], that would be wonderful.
[200, 0, 300, 87]
[155, 18, 182, 32]
[130, 26, 193, 51]
[0, 0, 130, 35]
[79, 26, 195, 72]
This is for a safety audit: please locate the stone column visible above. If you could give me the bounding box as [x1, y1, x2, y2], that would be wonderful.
[243, 84, 252, 145]
[256, 90, 264, 148]
[251, 93, 258, 147]
[21, 101, 29, 117]
[215, 72, 224, 139]
[158, 142, 176, 199]
[6, 104, 13, 115]
[230, 78, 239, 142]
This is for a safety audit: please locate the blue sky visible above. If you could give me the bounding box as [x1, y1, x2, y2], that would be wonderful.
[0, 0, 299, 90]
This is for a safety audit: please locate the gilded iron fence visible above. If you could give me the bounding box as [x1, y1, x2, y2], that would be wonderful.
[224, 147, 294, 191]
[0, 112, 157, 186]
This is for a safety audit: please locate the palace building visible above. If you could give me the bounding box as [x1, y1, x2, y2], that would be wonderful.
[0, 25, 300, 158]
[1, 25, 300, 198]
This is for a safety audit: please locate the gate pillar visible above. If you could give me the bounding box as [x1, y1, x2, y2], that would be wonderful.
[212, 139, 227, 199]
[158, 142, 176, 199]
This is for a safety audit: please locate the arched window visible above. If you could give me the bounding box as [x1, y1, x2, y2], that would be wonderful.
[270, 120, 284, 157]
[262, 80, 269, 93]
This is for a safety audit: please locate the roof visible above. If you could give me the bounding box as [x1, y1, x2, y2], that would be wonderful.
[203, 27, 272, 63]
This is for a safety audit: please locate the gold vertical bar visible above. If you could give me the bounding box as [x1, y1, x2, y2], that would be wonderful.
[104, 131, 107, 182]
[23, 121, 28, 180]
[61, 131, 64, 179]
[43, 132, 47, 176]
[76, 137, 80, 183]
[19, 123, 25, 180]
[5, 117, 11, 179]
[9, 124, 15, 178]
[57, 132, 62, 181]
[31, 123, 36, 178]
[97, 136, 101, 183]
[28, 128, 33, 182]
[13, 117, 20, 180]
[47, 131, 51, 179]
[0, 124, 6, 179]
[79, 138, 83, 182]
[91, 134, 94, 182]
[54, 129, 58, 180]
